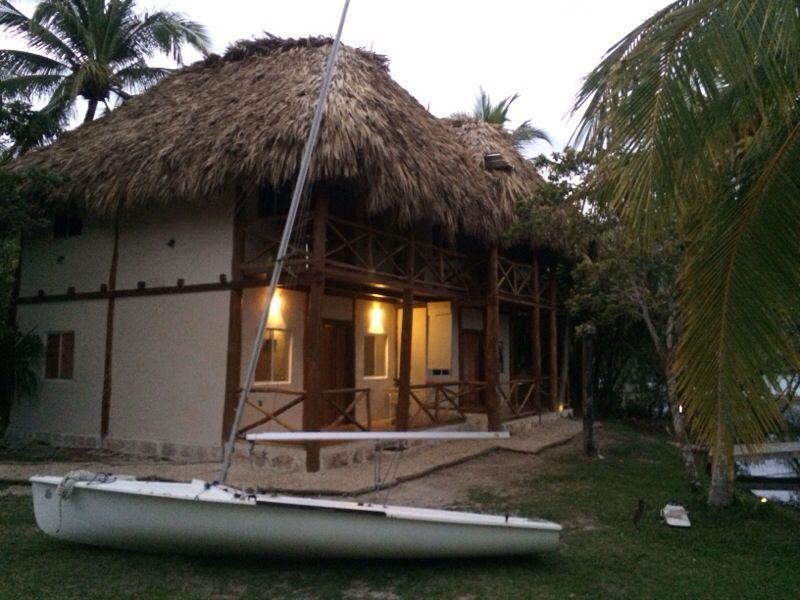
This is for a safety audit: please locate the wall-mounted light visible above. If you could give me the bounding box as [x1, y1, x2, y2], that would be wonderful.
[368, 302, 385, 334]
[267, 289, 285, 329]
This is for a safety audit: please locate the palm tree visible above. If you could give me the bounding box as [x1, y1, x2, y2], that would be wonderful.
[574, 0, 800, 505]
[0, 0, 210, 124]
[471, 87, 551, 150]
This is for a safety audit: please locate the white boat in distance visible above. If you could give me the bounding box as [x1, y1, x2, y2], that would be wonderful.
[31, 475, 561, 558]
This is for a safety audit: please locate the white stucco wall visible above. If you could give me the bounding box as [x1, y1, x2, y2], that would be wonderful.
[107, 292, 230, 448]
[354, 298, 397, 423]
[10, 300, 107, 446]
[240, 287, 307, 433]
[116, 204, 233, 289]
[19, 219, 115, 297]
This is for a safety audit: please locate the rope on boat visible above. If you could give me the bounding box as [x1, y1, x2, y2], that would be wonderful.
[54, 471, 122, 532]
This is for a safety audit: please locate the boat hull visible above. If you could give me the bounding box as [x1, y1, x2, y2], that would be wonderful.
[31, 476, 560, 558]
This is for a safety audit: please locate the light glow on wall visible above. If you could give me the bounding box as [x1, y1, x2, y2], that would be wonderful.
[368, 302, 385, 334]
[266, 289, 286, 329]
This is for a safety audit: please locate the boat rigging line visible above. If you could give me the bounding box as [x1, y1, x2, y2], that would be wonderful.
[217, 0, 352, 484]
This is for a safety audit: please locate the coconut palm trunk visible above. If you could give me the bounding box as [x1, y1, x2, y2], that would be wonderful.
[84, 99, 98, 123]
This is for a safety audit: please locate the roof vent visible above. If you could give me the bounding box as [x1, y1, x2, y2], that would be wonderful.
[484, 153, 512, 171]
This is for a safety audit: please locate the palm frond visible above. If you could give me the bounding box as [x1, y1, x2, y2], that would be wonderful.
[0, 73, 64, 100]
[112, 62, 170, 93]
[0, 48, 69, 76]
[0, 0, 80, 66]
[512, 120, 551, 149]
[574, 0, 800, 476]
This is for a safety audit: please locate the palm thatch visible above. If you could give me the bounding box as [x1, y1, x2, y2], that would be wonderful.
[442, 117, 542, 215]
[14, 36, 523, 240]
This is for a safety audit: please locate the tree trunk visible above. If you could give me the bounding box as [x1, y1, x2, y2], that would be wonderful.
[84, 99, 99, 123]
[708, 444, 735, 506]
[636, 291, 702, 493]
[666, 375, 702, 492]
[581, 325, 597, 457]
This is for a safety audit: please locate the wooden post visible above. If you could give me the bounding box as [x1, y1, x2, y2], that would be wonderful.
[531, 251, 542, 418]
[222, 193, 246, 440]
[396, 234, 414, 431]
[548, 269, 559, 411]
[100, 218, 120, 439]
[485, 245, 501, 431]
[303, 191, 328, 472]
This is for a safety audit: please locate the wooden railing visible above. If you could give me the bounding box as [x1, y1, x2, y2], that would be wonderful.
[237, 386, 372, 437]
[238, 386, 306, 435]
[497, 378, 539, 417]
[407, 381, 487, 425]
[321, 387, 372, 431]
[241, 215, 311, 277]
[326, 217, 477, 293]
[498, 257, 535, 298]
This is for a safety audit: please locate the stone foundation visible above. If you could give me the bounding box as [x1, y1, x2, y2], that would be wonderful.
[5, 411, 571, 471]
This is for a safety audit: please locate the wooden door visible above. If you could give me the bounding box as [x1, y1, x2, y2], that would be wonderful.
[460, 330, 485, 408]
[321, 320, 355, 427]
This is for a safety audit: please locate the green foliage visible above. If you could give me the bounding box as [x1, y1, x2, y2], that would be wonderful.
[469, 87, 551, 150]
[0, 98, 62, 157]
[0, 0, 211, 123]
[574, 0, 800, 502]
[0, 167, 61, 432]
[506, 148, 590, 252]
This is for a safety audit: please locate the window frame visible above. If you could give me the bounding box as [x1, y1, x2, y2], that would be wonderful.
[44, 331, 75, 381]
[363, 332, 388, 380]
[254, 328, 292, 384]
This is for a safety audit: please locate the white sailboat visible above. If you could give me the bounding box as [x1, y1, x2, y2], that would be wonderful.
[30, 0, 561, 558]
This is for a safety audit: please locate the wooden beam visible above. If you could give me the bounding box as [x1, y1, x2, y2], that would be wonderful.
[396, 234, 414, 431]
[222, 193, 247, 440]
[100, 218, 120, 439]
[531, 251, 542, 417]
[484, 245, 501, 431]
[548, 269, 559, 411]
[303, 191, 328, 472]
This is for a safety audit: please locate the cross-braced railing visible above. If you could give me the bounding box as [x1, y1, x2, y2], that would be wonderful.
[407, 380, 486, 425]
[237, 386, 372, 438]
[321, 387, 372, 431]
[237, 386, 306, 435]
[497, 257, 535, 298]
[496, 378, 539, 417]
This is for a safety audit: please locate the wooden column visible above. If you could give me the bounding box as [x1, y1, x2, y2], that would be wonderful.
[222, 195, 246, 440]
[303, 191, 328, 472]
[484, 245, 501, 431]
[396, 234, 414, 431]
[531, 251, 542, 416]
[548, 269, 559, 411]
[100, 218, 120, 439]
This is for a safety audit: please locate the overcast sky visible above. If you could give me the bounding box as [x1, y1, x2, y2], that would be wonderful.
[5, 0, 671, 153]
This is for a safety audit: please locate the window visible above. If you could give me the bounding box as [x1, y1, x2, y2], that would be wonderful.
[53, 207, 82, 238]
[364, 333, 387, 378]
[45, 332, 74, 380]
[255, 329, 290, 383]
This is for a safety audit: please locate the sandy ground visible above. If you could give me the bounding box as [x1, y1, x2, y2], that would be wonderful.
[0, 418, 582, 496]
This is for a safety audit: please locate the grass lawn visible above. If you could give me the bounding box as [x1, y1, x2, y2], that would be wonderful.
[1, 422, 798, 599]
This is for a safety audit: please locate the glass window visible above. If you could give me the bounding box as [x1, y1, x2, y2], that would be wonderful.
[364, 333, 387, 378]
[44, 332, 74, 380]
[255, 329, 290, 383]
[53, 207, 82, 238]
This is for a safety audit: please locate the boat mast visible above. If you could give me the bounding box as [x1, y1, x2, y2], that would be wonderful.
[218, 0, 351, 484]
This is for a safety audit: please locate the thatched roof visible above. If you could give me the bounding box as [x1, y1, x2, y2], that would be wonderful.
[15, 37, 538, 240]
[441, 118, 542, 226]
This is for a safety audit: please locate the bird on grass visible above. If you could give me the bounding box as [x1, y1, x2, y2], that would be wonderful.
[633, 499, 649, 529]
